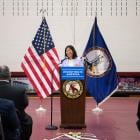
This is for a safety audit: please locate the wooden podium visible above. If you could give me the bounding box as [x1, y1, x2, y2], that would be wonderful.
[60, 67, 86, 128]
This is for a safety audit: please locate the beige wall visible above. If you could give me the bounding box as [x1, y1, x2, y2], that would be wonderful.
[0, 0, 140, 72]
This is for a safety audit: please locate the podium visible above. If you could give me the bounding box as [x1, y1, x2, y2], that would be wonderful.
[60, 67, 86, 128]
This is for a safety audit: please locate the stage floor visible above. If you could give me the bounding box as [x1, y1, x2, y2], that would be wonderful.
[26, 97, 140, 140]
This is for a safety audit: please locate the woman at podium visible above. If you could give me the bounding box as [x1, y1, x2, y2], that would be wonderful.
[60, 45, 86, 129]
[61, 45, 83, 67]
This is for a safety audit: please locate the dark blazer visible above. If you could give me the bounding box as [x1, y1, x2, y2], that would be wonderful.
[0, 98, 20, 140]
[0, 81, 33, 140]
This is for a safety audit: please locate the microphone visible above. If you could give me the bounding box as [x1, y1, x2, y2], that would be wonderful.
[60, 57, 68, 64]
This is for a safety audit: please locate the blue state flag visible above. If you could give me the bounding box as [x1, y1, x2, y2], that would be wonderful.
[83, 17, 118, 106]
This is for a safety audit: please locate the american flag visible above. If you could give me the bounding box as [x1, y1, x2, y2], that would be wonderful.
[21, 17, 60, 98]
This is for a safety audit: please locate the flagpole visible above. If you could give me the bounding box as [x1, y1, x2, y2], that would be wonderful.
[92, 16, 103, 112]
[35, 9, 47, 112]
[73, 0, 76, 45]
[46, 66, 58, 130]
[40, 9, 57, 130]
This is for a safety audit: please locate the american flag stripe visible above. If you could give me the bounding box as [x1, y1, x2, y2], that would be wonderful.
[49, 48, 60, 65]
[43, 52, 60, 90]
[41, 57, 59, 91]
[21, 64, 40, 94]
[23, 53, 51, 96]
[31, 49, 54, 81]
[25, 48, 52, 95]
[42, 55, 59, 91]
[26, 49, 51, 94]
[28, 47, 52, 88]
[42, 56, 60, 91]
[21, 63, 47, 98]
[21, 60, 48, 98]
[23, 46, 59, 96]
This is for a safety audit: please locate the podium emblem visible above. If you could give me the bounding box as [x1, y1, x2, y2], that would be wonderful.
[63, 80, 83, 99]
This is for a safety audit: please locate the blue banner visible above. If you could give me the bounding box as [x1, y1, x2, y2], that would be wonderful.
[83, 17, 118, 106]
[61, 67, 85, 80]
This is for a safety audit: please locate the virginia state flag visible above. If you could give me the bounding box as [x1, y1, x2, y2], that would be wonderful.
[83, 17, 118, 106]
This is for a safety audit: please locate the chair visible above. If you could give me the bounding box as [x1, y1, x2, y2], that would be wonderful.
[0, 114, 5, 140]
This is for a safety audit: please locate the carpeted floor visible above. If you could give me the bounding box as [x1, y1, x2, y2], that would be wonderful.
[26, 97, 140, 140]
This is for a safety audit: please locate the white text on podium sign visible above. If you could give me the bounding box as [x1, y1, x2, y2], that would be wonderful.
[61, 67, 85, 80]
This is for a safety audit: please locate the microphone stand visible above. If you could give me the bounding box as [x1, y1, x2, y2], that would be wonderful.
[45, 66, 58, 130]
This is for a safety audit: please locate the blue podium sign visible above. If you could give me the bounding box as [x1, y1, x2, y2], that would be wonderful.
[61, 67, 85, 80]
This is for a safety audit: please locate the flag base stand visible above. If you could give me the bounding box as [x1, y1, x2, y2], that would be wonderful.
[45, 93, 58, 130]
[92, 106, 103, 113]
[45, 124, 58, 130]
[35, 105, 46, 112]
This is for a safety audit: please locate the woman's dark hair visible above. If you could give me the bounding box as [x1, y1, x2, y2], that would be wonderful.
[65, 45, 77, 59]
